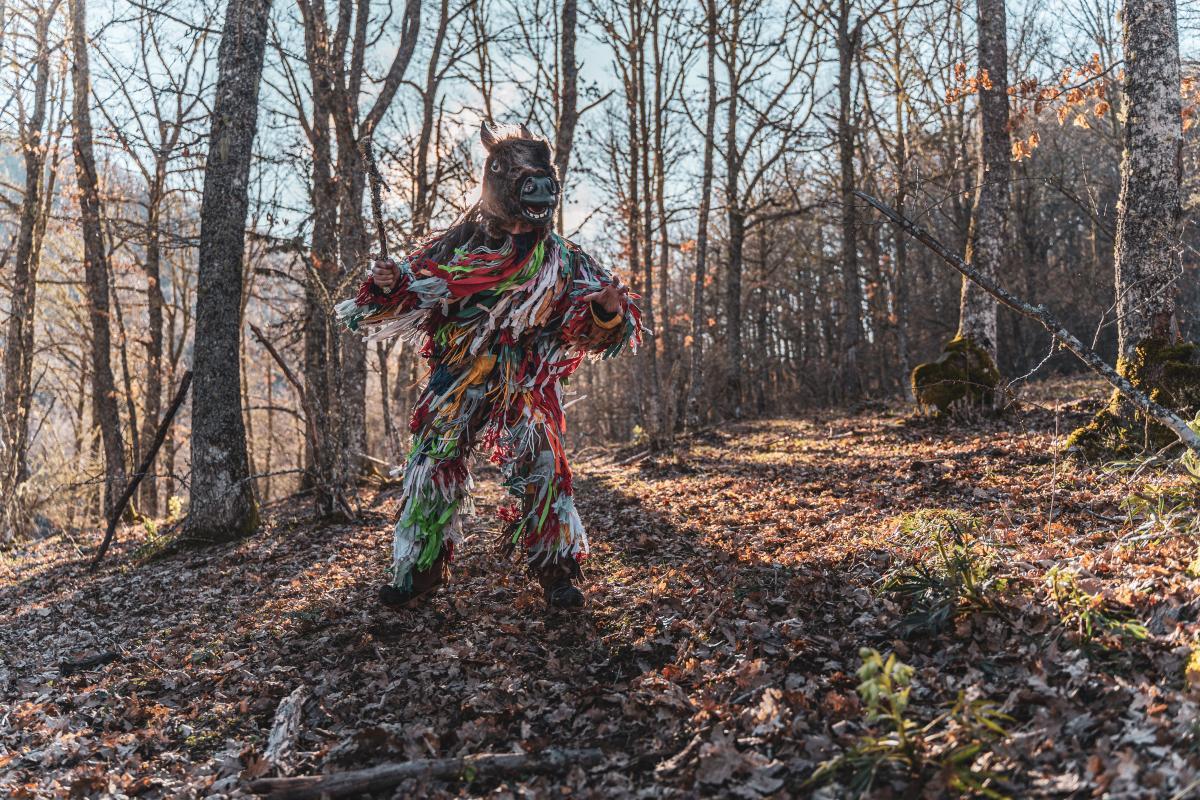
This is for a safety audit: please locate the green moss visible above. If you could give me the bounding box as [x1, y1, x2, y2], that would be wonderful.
[1067, 338, 1200, 457]
[911, 336, 1000, 414]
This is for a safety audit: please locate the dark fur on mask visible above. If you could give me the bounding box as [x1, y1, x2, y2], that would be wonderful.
[423, 122, 560, 263]
[478, 122, 559, 235]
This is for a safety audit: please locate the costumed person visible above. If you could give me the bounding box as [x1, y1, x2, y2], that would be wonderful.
[336, 122, 642, 610]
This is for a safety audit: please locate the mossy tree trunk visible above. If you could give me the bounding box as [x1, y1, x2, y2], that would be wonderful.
[958, 0, 1009, 363]
[912, 0, 1008, 413]
[1067, 0, 1191, 455]
[1113, 0, 1182, 358]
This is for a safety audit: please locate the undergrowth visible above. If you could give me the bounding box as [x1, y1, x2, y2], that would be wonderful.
[1044, 566, 1149, 647]
[881, 511, 1007, 637]
[807, 648, 1011, 798]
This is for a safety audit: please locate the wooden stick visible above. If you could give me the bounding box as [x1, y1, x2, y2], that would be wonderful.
[263, 686, 309, 776]
[855, 190, 1200, 456]
[89, 370, 193, 571]
[250, 747, 604, 799]
[359, 138, 389, 260]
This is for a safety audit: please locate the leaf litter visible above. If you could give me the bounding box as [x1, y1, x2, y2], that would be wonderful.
[2, 378, 1199, 797]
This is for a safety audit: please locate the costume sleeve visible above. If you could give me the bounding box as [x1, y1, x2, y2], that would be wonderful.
[559, 248, 643, 357]
[334, 256, 427, 341]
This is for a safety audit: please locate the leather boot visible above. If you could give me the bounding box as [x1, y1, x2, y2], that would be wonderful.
[379, 547, 451, 608]
[534, 557, 585, 609]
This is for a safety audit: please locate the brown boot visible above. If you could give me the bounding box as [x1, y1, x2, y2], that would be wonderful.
[379, 547, 451, 608]
[534, 557, 585, 609]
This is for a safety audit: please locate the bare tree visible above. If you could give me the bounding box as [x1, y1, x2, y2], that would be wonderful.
[284, 0, 421, 515]
[1, 0, 63, 540]
[1112, 0, 1182, 360]
[187, 0, 273, 541]
[68, 0, 126, 518]
[910, 0, 1008, 412]
[1068, 0, 1188, 451]
[92, 7, 213, 517]
[959, 0, 1009, 366]
[683, 0, 719, 427]
[716, 0, 820, 416]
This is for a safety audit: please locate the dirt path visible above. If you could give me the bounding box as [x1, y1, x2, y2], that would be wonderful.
[3, 382, 1198, 798]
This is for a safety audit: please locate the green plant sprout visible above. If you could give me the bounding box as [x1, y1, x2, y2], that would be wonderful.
[807, 649, 1011, 798]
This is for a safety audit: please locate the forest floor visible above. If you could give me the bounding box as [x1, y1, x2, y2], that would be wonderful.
[4, 376, 1200, 799]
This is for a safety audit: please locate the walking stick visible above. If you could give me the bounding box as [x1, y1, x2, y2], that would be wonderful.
[359, 138, 389, 260]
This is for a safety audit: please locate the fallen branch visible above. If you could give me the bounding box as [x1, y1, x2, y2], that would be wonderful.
[90, 371, 193, 571]
[855, 190, 1200, 457]
[263, 686, 309, 776]
[59, 649, 119, 676]
[615, 448, 651, 467]
[249, 747, 604, 799]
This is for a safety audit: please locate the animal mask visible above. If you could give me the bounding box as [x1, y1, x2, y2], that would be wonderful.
[479, 122, 559, 231]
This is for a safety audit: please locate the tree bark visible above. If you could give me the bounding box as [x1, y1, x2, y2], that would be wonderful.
[890, 0, 912, 401]
[1113, 0, 1182, 358]
[187, 0, 271, 541]
[684, 0, 718, 428]
[140, 166, 167, 516]
[837, 0, 863, 397]
[69, 0, 128, 520]
[722, 0, 744, 416]
[2, 3, 55, 540]
[958, 0, 1010, 361]
[554, 0, 578, 185]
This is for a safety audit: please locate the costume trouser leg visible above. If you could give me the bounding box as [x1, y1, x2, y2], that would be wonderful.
[389, 382, 490, 591]
[498, 409, 589, 572]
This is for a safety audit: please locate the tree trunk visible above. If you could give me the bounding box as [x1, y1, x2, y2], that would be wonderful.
[722, 1, 743, 416]
[1064, 0, 1189, 455]
[187, 0, 271, 541]
[684, 0, 718, 428]
[140, 172, 166, 516]
[651, 0, 673, 437]
[1113, 0, 1182, 359]
[891, 0, 913, 401]
[837, 1, 863, 398]
[1, 5, 54, 540]
[554, 0, 578, 185]
[635, 0, 664, 445]
[958, 0, 1009, 361]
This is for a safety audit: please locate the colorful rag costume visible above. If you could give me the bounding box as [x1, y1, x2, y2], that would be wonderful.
[336, 229, 641, 591]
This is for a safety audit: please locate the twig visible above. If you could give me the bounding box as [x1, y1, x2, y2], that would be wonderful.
[249, 747, 604, 799]
[249, 325, 356, 521]
[855, 190, 1200, 457]
[615, 449, 651, 466]
[248, 325, 318, 454]
[89, 371, 193, 571]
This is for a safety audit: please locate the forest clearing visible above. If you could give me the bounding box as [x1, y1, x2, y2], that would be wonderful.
[7, 0, 1200, 795]
[4, 377, 1199, 798]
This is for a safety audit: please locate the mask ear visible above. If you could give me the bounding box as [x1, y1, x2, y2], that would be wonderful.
[481, 121, 499, 152]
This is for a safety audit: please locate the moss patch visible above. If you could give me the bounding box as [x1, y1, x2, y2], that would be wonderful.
[1066, 338, 1200, 457]
[911, 336, 1000, 414]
